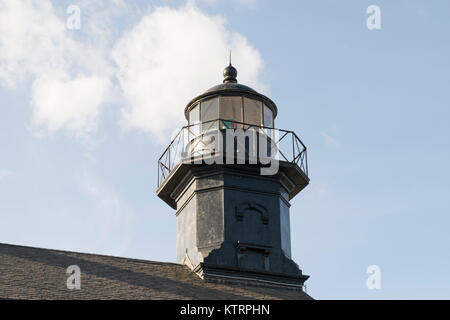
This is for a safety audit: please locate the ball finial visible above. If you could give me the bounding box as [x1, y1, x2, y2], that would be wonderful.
[223, 51, 237, 83]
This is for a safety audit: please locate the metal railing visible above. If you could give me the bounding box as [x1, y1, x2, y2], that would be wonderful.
[157, 119, 308, 188]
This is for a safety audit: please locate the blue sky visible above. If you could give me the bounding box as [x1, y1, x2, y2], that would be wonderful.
[0, 0, 449, 299]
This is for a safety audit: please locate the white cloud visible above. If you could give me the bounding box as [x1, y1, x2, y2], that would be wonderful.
[315, 185, 329, 197]
[0, 170, 14, 181]
[112, 4, 265, 141]
[321, 124, 340, 148]
[31, 73, 111, 137]
[0, 0, 113, 137]
[0, 1, 266, 141]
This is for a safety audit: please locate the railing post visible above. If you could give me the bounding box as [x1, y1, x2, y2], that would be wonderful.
[306, 150, 308, 176]
[292, 133, 295, 162]
[168, 147, 171, 171]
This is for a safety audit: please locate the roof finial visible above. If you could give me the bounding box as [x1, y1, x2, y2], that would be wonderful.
[223, 51, 237, 83]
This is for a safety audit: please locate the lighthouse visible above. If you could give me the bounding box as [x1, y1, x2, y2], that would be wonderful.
[156, 61, 310, 290]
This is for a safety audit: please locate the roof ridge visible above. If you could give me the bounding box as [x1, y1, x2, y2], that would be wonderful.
[0, 242, 181, 267]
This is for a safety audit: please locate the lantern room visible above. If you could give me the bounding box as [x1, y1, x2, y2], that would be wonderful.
[184, 62, 278, 134]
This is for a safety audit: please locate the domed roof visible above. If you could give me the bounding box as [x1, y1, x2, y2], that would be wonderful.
[204, 82, 257, 94]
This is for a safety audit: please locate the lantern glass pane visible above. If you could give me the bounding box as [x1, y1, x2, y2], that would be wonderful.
[220, 96, 243, 129]
[243, 97, 262, 128]
[189, 104, 200, 135]
[201, 97, 219, 132]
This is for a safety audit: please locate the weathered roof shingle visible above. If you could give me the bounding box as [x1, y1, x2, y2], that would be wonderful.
[0, 243, 311, 300]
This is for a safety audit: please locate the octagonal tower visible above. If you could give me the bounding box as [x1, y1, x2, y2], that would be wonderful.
[156, 62, 309, 289]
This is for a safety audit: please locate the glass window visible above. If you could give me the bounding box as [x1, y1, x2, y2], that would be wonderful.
[263, 104, 273, 138]
[243, 97, 262, 128]
[201, 97, 219, 132]
[263, 104, 273, 128]
[189, 104, 200, 136]
[189, 104, 200, 125]
[219, 96, 242, 129]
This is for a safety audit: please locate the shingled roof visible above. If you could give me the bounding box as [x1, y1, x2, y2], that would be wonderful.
[0, 243, 311, 300]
